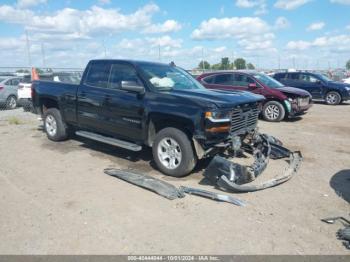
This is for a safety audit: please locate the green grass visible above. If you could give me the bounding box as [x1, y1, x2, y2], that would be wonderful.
[7, 117, 23, 125]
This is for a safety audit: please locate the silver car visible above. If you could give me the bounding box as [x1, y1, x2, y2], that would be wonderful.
[0, 77, 21, 109]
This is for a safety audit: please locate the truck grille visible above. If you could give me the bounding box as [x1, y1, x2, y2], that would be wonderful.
[230, 104, 259, 135]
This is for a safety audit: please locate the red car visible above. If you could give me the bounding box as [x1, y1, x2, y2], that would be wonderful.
[197, 71, 312, 122]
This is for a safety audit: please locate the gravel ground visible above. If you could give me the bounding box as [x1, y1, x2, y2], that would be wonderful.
[0, 104, 349, 255]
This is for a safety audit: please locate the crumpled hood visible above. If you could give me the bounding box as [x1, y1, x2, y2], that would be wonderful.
[278, 86, 311, 97]
[168, 89, 265, 108]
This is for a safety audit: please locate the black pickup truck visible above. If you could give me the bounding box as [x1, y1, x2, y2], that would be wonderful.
[32, 59, 264, 177]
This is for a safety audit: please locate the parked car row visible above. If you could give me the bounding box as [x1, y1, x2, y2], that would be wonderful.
[0, 71, 81, 110]
[197, 71, 312, 122]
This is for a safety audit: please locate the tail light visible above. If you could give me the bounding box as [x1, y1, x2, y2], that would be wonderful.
[0, 85, 4, 91]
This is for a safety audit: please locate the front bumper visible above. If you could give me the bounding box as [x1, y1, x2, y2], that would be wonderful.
[289, 99, 312, 117]
[203, 132, 302, 192]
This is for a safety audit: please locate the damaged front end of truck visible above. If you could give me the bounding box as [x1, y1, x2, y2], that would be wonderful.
[203, 131, 302, 192]
[196, 103, 303, 192]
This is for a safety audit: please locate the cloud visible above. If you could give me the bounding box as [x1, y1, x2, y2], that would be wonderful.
[286, 34, 350, 53]
[98, 0, 111, 5]
[286, 40, 312, 50]
[143, 20, 182, 34]
[330, 0, 350, 4]
[235, 0, 267, 15]
[0, 3, 168, 39]
[191, 17, 270, 39]
[146, 35, 183, 48]
[307, 22, 325, 31]
[274, 0, 312, 10]
[274, 17, 290, 29]
[17, 0, 46, 8]
[191, 17, 274, 50]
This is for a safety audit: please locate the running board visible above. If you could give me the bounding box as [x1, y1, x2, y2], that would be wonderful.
[75, 131, 142, 151]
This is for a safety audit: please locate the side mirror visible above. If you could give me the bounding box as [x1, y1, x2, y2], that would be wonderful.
[316, 80, 322, 85]
[121, 80, 145, 93]
[248, 83, 258, 89]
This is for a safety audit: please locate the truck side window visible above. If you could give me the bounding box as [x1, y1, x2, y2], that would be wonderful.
[109, 64, 141, 89]
[85, 63, 111, 88]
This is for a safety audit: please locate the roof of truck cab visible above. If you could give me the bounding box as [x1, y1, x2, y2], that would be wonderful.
[89, 59, 169, 67]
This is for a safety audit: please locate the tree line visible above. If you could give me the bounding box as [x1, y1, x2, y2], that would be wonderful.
[198, 57, 255, 70]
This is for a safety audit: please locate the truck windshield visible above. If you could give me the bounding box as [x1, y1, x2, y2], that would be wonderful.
[252, 73, 285, 88]
[138, 63, 205, 91]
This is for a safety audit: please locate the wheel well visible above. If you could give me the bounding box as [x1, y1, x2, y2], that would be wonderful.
[147, 115, 194, 146]
[40, 98, 59, 114]
[325, 90, 342, 98]
[7, 94, 17, 99]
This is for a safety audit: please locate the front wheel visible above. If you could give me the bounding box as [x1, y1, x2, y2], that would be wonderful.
[6, 96, 17, 110]
[262, 101, 285, 122]
[325, 91, 341, 105]
[152, 128, 197, 177]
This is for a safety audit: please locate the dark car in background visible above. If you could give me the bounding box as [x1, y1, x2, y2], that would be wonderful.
[197, 71, 312, 122]
[273, 71, 350, 105]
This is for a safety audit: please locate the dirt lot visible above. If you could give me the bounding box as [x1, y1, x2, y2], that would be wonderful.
[0, 103, 349, 255]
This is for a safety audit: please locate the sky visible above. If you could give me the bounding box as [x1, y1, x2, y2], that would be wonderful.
[0, 0, 350, 70]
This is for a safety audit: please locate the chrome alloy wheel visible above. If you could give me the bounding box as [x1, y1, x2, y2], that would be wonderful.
[265, 104, 280, 120]
[157, 137, 182, 170]
[326, 93, 339, 105]
[45, 115, 57, 137]
[7, 96, 17, 109]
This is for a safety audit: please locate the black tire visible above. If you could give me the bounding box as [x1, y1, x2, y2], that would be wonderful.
[6, 96, 17, 110]
[152, 127, 197, 177]
[325, 91, 341, 105]
[43, 108, 68, 141]
[262, 101, 285, 122]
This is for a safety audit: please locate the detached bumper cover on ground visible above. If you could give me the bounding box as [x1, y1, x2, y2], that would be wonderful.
[203, 134, 303, 192]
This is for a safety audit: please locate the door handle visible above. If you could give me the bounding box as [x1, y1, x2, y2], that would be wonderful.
[80, 92, 86, 98]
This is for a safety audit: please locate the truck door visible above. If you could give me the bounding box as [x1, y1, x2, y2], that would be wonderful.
[77, 61, 112, 132]
[77, 62, 144, 141]
[100, 63, 144, 142]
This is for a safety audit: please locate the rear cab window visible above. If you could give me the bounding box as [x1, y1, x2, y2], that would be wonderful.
[85, 62, 111, 88]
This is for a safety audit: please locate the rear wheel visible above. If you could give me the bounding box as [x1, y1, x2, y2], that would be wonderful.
[6, 96, 17, 110]
[152, 127, 197, 177]
[262, 101, 285, 122]
[325, 91, 341, 105]
[43, 108, 68, 141]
